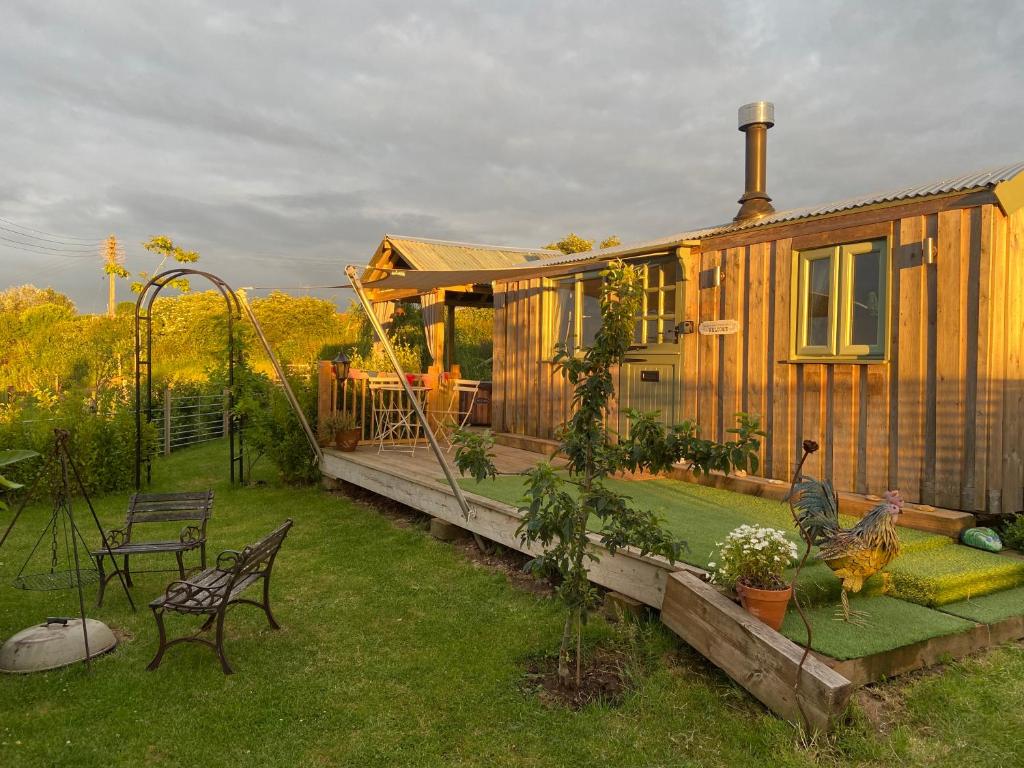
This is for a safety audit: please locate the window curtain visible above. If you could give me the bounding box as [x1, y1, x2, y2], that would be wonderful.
[420, 291, 444, 366]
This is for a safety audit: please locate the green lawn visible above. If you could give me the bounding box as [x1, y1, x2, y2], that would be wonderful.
[1, 441, 1022, 767]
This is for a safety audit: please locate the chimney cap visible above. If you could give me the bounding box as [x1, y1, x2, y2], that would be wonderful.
[738, 101, 774, 130]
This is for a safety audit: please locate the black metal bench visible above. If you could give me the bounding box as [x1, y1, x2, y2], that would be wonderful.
[146, 518, 293, 675]
[92, 490, 214, 606]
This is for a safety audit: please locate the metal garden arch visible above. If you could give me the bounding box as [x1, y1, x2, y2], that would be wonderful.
[134, 269, 244, 488]
[134, 268, 322, 490]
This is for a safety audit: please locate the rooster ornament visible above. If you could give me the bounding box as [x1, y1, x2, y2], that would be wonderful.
[791, 479, 903, 623]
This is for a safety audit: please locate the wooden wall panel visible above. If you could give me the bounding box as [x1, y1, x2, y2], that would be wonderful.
[801, 365, 826, 479]
[831, 365, 857, 492]
[492, 289, 507, 433]
[934, 210, 966, 508]
[745, 243, 769, 471]
[864, 364, 890, 496]
[698, 251, 722, 438]
[524, 279, 539, 438]
[962, 207, 984, 510]
[921, 212, 939, 505]
[510, 284, 524, 434]
[680, 249, 701, 420]
[770, 239, 795, 481]
[719, 247, 745, 440]
[1004, 210, 1024, 512]
[894, 216, 925, 500]
[986, 211, 1007, 510]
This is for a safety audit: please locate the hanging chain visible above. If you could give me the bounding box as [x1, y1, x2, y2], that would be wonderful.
[50, 506, 59, 573]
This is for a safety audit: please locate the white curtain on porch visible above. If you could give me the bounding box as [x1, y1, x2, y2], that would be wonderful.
[419, 290, 444, 365]
[371, 300, 395, 332]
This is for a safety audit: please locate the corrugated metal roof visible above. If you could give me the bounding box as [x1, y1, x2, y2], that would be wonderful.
[516, 160, 1024, 271]
[382, 235, 554, 272]
[367, 161, 1023, 280]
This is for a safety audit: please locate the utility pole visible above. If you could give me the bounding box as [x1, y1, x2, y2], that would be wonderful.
[104, 235, 119, 317]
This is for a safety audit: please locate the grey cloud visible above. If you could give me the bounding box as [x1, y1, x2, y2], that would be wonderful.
[0, 0, 1021, 311]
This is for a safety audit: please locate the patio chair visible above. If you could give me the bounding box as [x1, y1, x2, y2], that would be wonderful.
[368, 375, 429, 454]
[429, 377, 482, 449]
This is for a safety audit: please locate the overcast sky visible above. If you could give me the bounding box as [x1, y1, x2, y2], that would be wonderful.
[1, 1, 1021, 313]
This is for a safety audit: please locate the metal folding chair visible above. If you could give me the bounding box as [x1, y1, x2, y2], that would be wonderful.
[430, 377, 481, 450]
[369, 375, 428, 455]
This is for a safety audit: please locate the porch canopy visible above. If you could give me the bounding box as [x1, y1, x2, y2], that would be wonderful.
[359, 233, 698, 369]
[361, 235, 560, 369]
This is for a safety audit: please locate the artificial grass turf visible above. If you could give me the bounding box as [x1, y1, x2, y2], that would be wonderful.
[886, 548, 1024, 606]
[779, 596, 975, 660]
[459, 473, 1024, 606]
[939, 585, 1024, 624]
[459, 473, 945, 568]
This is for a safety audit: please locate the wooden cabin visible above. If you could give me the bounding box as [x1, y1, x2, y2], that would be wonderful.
[361, 106, 1024, 516]
[489, 161, 1024, 516]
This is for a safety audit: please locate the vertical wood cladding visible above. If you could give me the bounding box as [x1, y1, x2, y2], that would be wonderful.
[492, 203, 1023, 512]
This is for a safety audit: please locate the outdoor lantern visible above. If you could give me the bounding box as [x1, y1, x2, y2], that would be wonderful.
[332, 350, 351, 382]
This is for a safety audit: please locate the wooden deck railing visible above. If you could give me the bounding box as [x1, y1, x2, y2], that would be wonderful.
[316, 362, 490, 445]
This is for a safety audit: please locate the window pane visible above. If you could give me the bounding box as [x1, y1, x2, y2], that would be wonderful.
[662, 288, 676, 314]
[645, 265, 657, 288]
[580, 278, 602, 347]
[807, 258, 831, 347]
[851, 251, 881, 346]
[660, 260, 677, 286]
[633, 319, 643, 344]
[646, 318, 659, 343]
[553, 281, 575, 355]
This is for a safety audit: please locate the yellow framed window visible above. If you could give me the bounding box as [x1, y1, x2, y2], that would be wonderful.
[793, 238, 888, 360]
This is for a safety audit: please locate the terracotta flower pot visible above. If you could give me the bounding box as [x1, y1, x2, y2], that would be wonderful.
[735, 582, 792, 631]
[334, 428, 362, 452]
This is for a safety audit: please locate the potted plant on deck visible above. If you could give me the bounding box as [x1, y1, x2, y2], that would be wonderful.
[708, 525, 798, 631]
[319, 412, 361, 452]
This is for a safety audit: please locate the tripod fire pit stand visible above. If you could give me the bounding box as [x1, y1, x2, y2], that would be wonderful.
[0, 429, 134, 672]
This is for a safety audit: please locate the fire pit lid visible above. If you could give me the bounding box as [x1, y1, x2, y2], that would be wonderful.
[0, 618, 117, 673]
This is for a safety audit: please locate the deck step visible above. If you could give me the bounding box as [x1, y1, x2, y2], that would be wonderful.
[661, 570, 853, 732]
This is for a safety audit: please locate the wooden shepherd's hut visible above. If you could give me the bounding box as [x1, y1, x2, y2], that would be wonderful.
[362, 102, 1024, 521]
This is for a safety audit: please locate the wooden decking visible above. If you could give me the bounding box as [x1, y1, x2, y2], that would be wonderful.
[334, 440, 558, 478]
[320, 442, 670, 608]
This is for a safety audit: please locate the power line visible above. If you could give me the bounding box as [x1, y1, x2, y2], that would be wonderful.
[0, 216, 103, 243]
[0, 234, 103, 255]
[0, 223, 104, 247]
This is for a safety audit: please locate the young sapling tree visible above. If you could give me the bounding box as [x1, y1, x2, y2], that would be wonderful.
[455, 260, 764, 689]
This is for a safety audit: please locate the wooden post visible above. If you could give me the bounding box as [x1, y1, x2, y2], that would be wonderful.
[163, 386, 172, 455]
[317, 361, 334, 427]
[444, 302, 456, 371]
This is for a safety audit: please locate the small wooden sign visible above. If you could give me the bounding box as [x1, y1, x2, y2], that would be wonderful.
[698, 319, 740, 336]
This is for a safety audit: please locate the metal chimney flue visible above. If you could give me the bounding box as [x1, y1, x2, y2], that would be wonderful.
[734, 101, 775, 222]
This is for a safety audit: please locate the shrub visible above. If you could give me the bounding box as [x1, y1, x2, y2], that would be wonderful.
[348, 341, 422, 374]
[239, 370, 319, 485]
[0, 396, 157, 499]
[1000, 514, 1024, 551]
